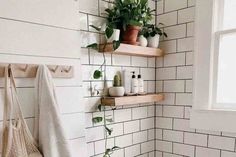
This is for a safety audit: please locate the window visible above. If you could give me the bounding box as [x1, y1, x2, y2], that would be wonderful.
[191, 0, 236, 133]
[212, 0, 236, 109]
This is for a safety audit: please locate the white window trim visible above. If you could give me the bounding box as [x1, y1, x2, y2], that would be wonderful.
[212, 29, 236, 109]
[190, 0, 236, 133]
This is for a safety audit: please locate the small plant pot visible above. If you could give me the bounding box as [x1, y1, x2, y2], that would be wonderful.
[122, 25, 141, 45]
[147, 34, 160, 48]
[107, 29, 120, 43]
[138, 35, 148, 47]
[109, 87, 125, 97]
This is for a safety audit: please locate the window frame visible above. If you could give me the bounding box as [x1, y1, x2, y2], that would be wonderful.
[190, 0, 236, 133]
[212, 29, 236, 109]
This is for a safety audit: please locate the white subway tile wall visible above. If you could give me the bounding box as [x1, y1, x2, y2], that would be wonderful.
[156, 0, 236, 157]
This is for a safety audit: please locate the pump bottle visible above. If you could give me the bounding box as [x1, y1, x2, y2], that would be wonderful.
[131, 71, 138, 94]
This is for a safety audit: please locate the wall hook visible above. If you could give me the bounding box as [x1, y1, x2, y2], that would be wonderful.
[52, 66, 59, 73]
[0, 63, 74, 78]
[64, 66, 72, 73]
[22, 64, 28, 72]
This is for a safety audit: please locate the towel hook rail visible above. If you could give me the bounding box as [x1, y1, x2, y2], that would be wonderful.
[0, 63, 74, 78]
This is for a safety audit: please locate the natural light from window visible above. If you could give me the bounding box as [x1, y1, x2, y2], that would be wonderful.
[223, 0, 236, 30]
[214, 0, 236, 109]
[216, 33, 236, 105]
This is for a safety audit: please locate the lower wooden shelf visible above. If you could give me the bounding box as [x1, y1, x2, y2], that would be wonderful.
[101, 94, 164, 106]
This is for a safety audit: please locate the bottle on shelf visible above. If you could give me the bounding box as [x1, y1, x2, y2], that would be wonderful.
[131, 71, 138, 94]
[138, 74, 144, 93]
[122, 70, 131, 94]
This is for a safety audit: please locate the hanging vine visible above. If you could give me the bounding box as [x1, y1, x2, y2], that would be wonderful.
[87, 25, 120, 156]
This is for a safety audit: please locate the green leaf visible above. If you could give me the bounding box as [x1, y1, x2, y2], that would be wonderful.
[112, 40, 120, 50]
[104, 149, 111, 157]
[150, 9, 156, 13]
[89, 25, 101, 31]
[112, 146, 120, 151]
[129, 20, 142, 26]
[105, 27, 114, 39]
[158, 23, 165, 26]
[93, 70, 102, 79]
[105, 126, 113, 135]
[98, 104, 102, 112]
[140, 0, 148, 6]
[150, 31, 156, 37]
[163, 32, 168, 37]
[87, 43, 98, 50]
[111, 107, 117, 110]
[103, 154, 110, 157]
[92, 117, 103, 124]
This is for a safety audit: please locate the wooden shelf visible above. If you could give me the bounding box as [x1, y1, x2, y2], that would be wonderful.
[101, 94, 164, 106]
[99, 43, 164, 57]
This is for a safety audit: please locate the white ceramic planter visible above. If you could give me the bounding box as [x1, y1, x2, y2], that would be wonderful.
[147, 34, 160, 48]
[138, 35, 148, 47]
[107, 29, 120, 43]
[109, 87, 125, 97]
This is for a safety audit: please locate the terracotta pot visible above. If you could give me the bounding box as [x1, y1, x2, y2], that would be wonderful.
[122, 25, 141, 45]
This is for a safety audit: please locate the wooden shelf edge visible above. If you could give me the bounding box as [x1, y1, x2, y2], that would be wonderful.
[99, 43, 164, 57]
[101, 94, 164, 106]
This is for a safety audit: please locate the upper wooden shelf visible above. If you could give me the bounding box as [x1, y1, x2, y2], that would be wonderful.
[99, 43, 164, 57]
[101, 94, 164, 106]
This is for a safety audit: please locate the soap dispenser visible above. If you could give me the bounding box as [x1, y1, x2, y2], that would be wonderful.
[131, 71, 138, 94]
[138, 74, 144, 93]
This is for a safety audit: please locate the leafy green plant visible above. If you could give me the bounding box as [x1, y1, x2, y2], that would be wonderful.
[87, 24, 120, 80]
[104, 0, 154, 31]
[92, 104, 119, 157]
[87, 25, 120, 51]
[140, 23, 168, 38]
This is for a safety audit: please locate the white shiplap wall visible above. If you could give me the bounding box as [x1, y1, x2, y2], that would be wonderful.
[0, 0, 86, 156]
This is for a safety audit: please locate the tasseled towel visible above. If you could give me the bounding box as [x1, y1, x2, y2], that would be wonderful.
[33, 65, 73, 157]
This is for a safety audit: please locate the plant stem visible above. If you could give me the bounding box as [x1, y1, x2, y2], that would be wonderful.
[102, 41, 108, 152]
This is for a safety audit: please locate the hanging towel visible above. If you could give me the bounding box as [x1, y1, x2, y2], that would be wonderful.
[34, 65, 73, 157]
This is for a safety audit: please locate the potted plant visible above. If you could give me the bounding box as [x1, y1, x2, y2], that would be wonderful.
[109, 74, 125, 97]
[141, 23, 168, 48]
[103, 6, 121, 43]
[89, 24, 120, 45]
[87, 23, 120, 80]
[105, 0, 153, 45]
[138, 28, 148, 47]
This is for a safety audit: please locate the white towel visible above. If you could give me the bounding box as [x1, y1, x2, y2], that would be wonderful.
[34, 65, 73, 157]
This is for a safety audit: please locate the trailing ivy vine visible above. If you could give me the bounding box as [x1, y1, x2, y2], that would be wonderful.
[89, 48, 120, 156]
[92, 104, 119, 157]
[87, 24, 120, 157]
